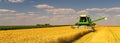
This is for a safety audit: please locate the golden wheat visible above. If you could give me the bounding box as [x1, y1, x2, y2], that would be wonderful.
[0, 26, 90, 43]
[73, 26, 120, 43]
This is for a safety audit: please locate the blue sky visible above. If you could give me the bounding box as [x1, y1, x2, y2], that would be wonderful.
[0, 0, 120, 25]
[1, 0, 120, 12]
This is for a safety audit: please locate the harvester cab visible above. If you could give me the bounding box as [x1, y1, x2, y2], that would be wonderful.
[78, 15, 91, 25]
[72, 14, 107, 32]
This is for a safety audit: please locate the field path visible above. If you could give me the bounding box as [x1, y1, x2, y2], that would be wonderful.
[73, 26, 120, 43]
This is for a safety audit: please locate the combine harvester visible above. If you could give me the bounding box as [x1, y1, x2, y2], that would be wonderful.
[72, 14, 107, 32]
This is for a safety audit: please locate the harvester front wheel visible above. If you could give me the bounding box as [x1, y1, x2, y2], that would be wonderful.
[91, 26, 95, 32]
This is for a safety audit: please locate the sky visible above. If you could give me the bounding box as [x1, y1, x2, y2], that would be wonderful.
[0, 0, 120, 25]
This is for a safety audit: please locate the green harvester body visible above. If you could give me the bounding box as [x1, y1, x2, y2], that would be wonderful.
[72, 14, 106, 32]
[78, 15, 105, 25]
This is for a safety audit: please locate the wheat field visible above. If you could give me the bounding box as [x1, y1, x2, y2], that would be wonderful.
[0, 26, 90, 43]
[73, 26, 120, 43]
[0, 26, 120, 43]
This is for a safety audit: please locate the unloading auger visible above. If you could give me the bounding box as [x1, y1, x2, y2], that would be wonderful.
[71, 14, 107, 32]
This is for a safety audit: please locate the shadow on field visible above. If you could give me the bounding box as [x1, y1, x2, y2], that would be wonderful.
[70, 32, 93, 43]
[69, 30, 98, 43]
[58, 30, 95, 43]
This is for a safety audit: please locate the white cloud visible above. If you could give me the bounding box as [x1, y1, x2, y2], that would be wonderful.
[84, 7, 120, 12]
[36, 16, 49, 19]
[35, 4, 54, 9]
[76, 8, 106, 15]
[0, 9, 16, 13]
[15, 13, 28, 18]
[116, 15, 120, 16]
[27, 12, 39, 16]
[8, 0, 24, 3]
[0, 12, 49, 25]
[77, 10, 88, 14]
[97, 15, 120, 26]
[48, 15, 77, 25]
[15, 12, 40, 20]
[106, 7, 120, 12]
[1, 6, 120, 25]
[49, 15, 64, 21]
[95, 13, 109, 17]
[46, 8, 76, 14]
[86, 8, 106, 11]
[3, 17, 16, 20]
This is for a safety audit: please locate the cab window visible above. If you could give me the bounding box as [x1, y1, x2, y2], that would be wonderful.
[80, 17, 87, 22]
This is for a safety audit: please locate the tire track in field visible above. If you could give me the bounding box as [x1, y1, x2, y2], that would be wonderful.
[73, 26, 120, 43]
[72, 29, 103, 43]
[72, 26, 111, 43]
[72, 26, 105, 43]
[109, 29, 120, 43]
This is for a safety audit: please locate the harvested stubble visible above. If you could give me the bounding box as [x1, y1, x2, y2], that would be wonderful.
[73, 26, 120, 43]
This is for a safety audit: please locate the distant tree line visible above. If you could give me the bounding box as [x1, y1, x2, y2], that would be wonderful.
[0, 24, 70, 30]
[36, 24, 51, 26]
